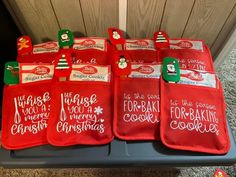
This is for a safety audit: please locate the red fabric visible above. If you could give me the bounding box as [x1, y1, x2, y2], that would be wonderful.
[47, 81, 113, 146]
[108, 28, 125, 45]
[160, 78, 230, 154]
[1, 81, 51, 149]
[17, 40, 111, 65]
[113, 77, 160, 140]
[159, 43, 214, 72]
[124, 39, 158, 63]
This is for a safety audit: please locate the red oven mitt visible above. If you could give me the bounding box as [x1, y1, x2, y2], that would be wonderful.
[160, 77, 230, 154]
[1, 81, 52, 149]
[47, 81, 113, 146]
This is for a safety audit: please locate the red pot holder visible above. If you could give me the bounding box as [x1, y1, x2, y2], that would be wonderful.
[124, 39, 157, 63]
[113, 64, 161, 140]
[160, 77, 230, 154]
[159, 39, 214, 72]
[47, 81, 113, 146]
[1, 81, 51, 149]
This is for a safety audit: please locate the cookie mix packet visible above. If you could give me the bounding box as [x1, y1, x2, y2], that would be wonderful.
[19, 63, 54, 83]
[179, 69, 217, 88]
[69, 64, 111, 82]
[128, 64, 161, 79]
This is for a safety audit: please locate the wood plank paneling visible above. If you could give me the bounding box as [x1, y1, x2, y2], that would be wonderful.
[3, 0, 26, 34]
[6, 0, 60, 43]
[51, 0, 86, 37]
[182, 0, 236, 47]
[80, 0, 119, 37]
[127, 0, 166, 38]
[160, 0, 194, 38]
[211, 4, 236, 58]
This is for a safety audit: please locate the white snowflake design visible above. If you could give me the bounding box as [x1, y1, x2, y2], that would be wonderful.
[94, 106, 103, 115]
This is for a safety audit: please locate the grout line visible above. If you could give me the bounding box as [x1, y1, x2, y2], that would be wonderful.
[79, 0, 88, 36]
[49, 0, 61, 30]
[119, 0, 127, 33]
[159, 0, 168, 31]
[210, 2, 236, 50]
[181, 0, 196, 38]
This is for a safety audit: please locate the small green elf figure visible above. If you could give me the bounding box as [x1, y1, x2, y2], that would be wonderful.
[58, 29, 74, 48]
[118, 55, 128, 69]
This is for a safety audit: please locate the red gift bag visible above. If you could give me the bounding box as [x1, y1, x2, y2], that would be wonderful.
[114, 76, 160, 140]
[47, 81, 113, 146]
[159, 39, 214, 72]
[1, 81, 51, 149]
[160, 77, 230, 154]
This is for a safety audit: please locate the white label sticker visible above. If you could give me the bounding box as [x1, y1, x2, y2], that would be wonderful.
[125, 39, 156, 51]
[33, 42, 59, 54]
[169, 39, 204, 51]
[70, 64, 110, 82]
[73, 38, 106, 51]
[178, 70, 216, 88]
[20, 64, 54, 83]
[128, 64, 161, 78]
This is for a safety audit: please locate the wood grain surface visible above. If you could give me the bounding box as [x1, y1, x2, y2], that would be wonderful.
[51, 0, 86, 37]
[160, 0, 195, 38]
[80, 0, 119, 37]
[3, 0, 236, 56]
[211, 4, 236, 58]
[6, 0, 60, 43]
[182, 0, 236, 47]
[127, 0, 166, 38]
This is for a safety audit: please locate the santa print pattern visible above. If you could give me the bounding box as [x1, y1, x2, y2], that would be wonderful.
[2, 81, 51, 149]
[47, 81, 113, 146]
[160, 79, 230, 154]
[114, 77, 160, 140]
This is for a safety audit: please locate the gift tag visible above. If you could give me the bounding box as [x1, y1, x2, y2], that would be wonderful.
[54, 53, 72, 81]
[128, 64, 161, 78]
[58, 29, 74, 48]
[162, 57, 180, 82]
[154, 31, 169, 49]
[4, 62, 19, 85]
[70, 64, 110, 82]
[19, 63, 54, 83]
[17, 36, 33, 55]
[114, 52, 131, 76]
